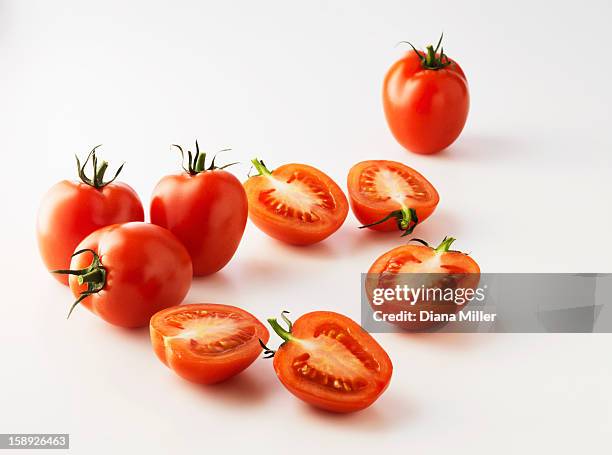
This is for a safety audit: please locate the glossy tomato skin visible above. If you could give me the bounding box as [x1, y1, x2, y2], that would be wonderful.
[272, 311, 392, 413]
[383, 51, 469, 154]
[69, 222, 192, 328]
[150, 304, 269, 384]
[150, 170, 247, 276]
[244, 164, 348, 245]
[347, 160, 439, 232]
[37, 180, 144, 285]
[367, 243, 480, 330]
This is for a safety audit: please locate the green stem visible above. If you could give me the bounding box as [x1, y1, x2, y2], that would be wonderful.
[251, 158, 272, 176]
[267, 317, 295, 343]
[53, 249, 106, 318]
[78, 268, 106, 286]
[434, 236, 456, 253]
[194, 152, 206, 172]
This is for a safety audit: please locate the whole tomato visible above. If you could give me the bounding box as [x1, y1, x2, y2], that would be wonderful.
[383, 35, 469, 154]
[37, 146, 144, 285]
[56, 222, 192, 328]
[150, 143, 247, 276]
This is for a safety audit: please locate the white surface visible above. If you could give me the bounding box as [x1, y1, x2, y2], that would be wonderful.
[1, 1, 612, 454]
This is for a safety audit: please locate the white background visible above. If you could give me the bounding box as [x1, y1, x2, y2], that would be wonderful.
[1, 0, 611, 453]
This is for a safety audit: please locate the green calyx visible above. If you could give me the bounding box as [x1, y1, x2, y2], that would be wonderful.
[400, 33, 452, 71]
[258, 311, 295, 359]
[76, 145, 125, 189]
[173, 141, 237, 175]
[409, 236, 459, 253]
[359, 207, 419, 237]
[250, 158, 272, 177]
[52, 249, 107, 318]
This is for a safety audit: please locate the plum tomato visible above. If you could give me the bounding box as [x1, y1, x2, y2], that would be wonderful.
[150, 143, 247, 276]
[244, 159, 348, 245]
[264, 311, 392, 413]
[150, 304, 269, 384]
[366, 237, 480, 330]
[37, 146, 144, 285]
[383, 35, 469, 154]
[55, 222, 192, 328]
[348, 160, 439, 236]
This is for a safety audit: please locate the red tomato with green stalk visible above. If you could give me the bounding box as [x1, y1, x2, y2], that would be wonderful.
[37, 146, 144, 285]
[244, 159, 348, 245]
[54, 222, 192, 328]
[150, 142, 247, 276]
[366, 237, 480, 330]
[348, 160, 439, 236]
[383, 34, 469, 155]
[261, 311, 392, 413]
[150, 304, 269, 384]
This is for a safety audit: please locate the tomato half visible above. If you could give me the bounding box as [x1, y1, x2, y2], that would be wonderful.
[383, 36, 469, 155]
[367, 237, 480, 330]
[150, 143, 247, 276]
[348, 160, 439, 236]
[56, 222, 192, 328]
[244, 159, 349, 245]
[37, 146, 144, 285]
[266, 311, 392, 413]
[150, 304, 269, 384]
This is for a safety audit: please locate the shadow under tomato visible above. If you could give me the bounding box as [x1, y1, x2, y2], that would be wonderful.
[177, 365, 273, 408]
[395, 330, 482, 350]
[295, 391, 417, 432]
[432, 133, 526, 164]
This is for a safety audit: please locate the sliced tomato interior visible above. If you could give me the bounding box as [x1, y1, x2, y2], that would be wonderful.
[356, 161, 436, 208]
[258, 168, 339, 224]
[290, 322, 382, 393]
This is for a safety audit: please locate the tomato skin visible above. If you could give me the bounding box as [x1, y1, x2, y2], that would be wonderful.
[272, 311, 392, 413]
[150, 170, 247, 276]
[150, 304, 269, 384]
[367, 240, 480, 330]
[383, 51, 469, 154]
[68, 222, 192, 328]
[347, 160, 439, 232]
[244, 163, 349, 246]
[37, 180, 144, 285]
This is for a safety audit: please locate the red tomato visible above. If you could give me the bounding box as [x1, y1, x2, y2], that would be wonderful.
[383, 35, 469, 154]
[56, 222, 192, 328]
[150, 143, 247, 276]
[244, 159, 348, 245]
[150, 304, 269, 384]
[367, 237, 480, 330]
[348, 160, 439, 236]
[265, 311, 392, 413]
[37, 146, 144, 285]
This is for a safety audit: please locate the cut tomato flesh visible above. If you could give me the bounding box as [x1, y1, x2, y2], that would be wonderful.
[258, 170, 336, 223]
[161, 308, 256, 355]
[359, 163, 430, 205]
[291, 324, 381, 393]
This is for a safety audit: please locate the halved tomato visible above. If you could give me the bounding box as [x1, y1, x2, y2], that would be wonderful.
[367, 237, 480, 330]
[244, 159, 348, 245]
[150, 304, 269, 384]
[266, 311, 392, 413]
[348, 160, 439, 236]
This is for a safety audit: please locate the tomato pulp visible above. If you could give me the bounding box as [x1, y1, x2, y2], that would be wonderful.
[151, 143, 247, 276]
[383, 36, 469, 154]
[348, 160, 439, 236]
[244, 159, 348, 245]
[266, 311, 392, 412]
[37, 146, 144, 285]
[150, 304, 269, 384]
[57, 222, 192, 328]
